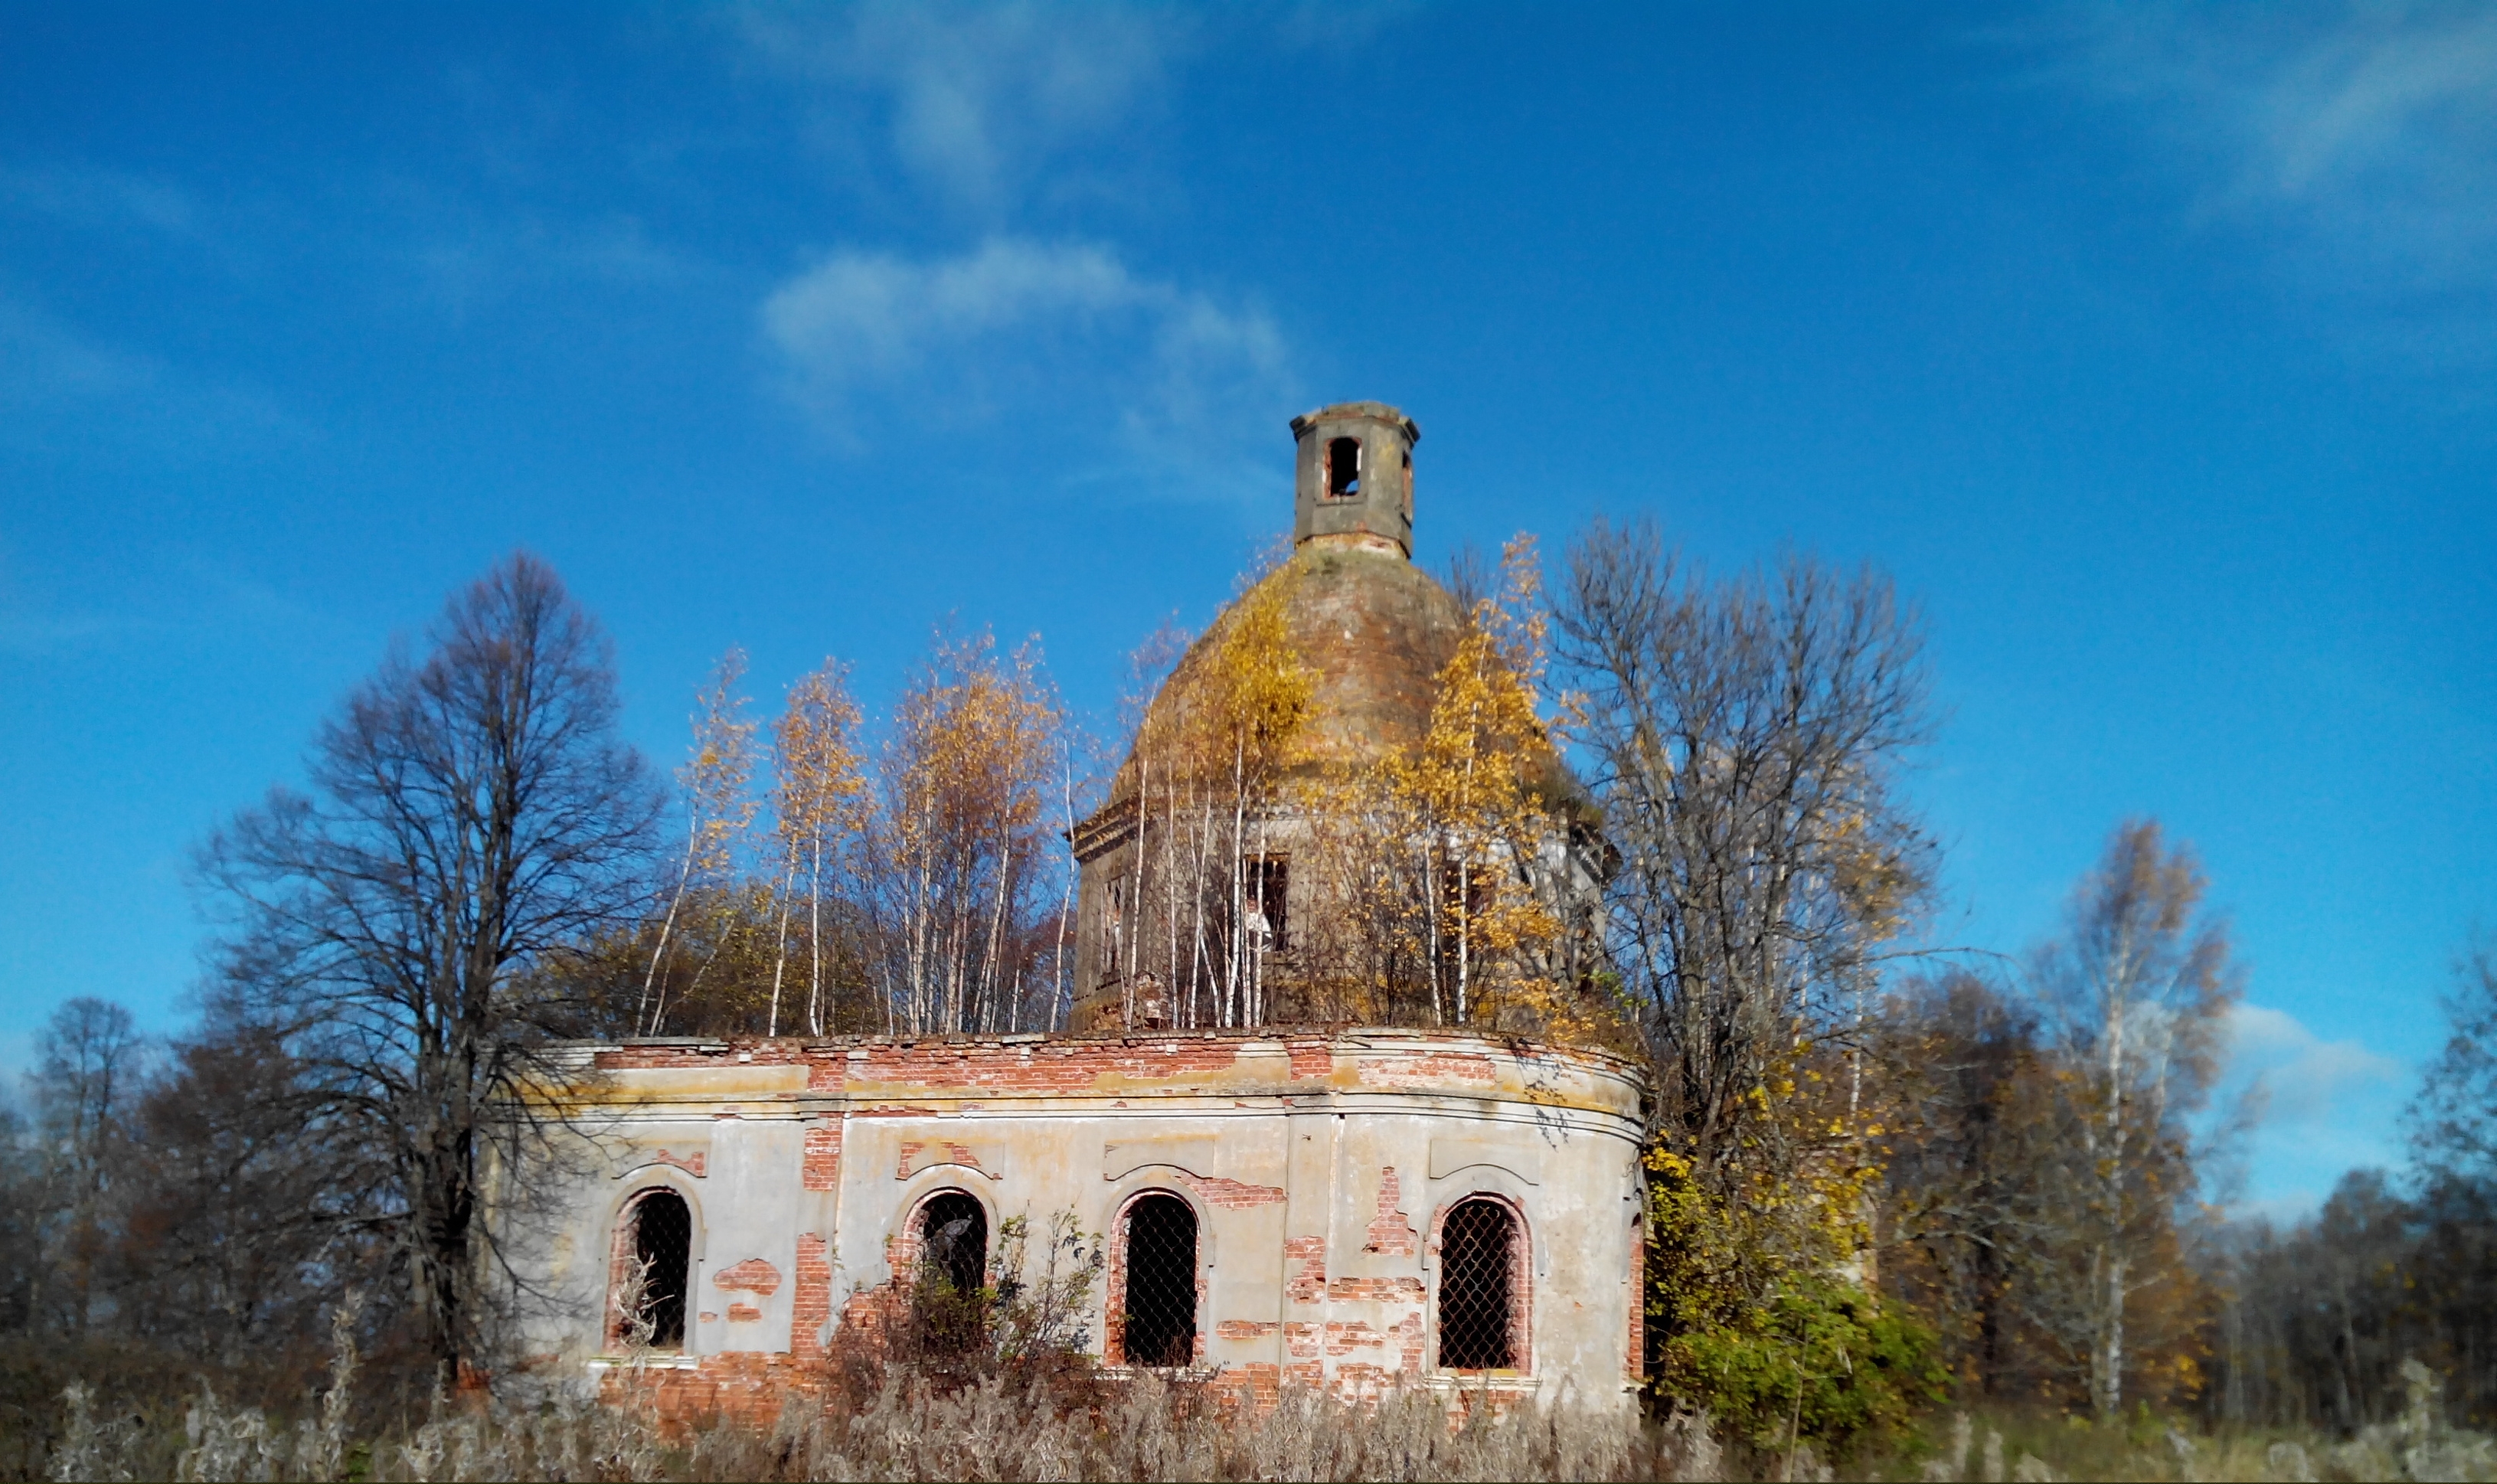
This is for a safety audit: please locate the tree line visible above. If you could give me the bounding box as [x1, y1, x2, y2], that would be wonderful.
[3, 532, 2491, 1459]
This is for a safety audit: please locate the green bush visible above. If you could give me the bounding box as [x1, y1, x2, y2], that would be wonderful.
[1642, 1145, 1948, 1459]
[1659, 1275, 1948, 1458]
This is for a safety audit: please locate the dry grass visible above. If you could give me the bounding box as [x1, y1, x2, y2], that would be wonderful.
[41, 1365, 1706, 1482]
[31, 1302, 2493, 1484]
[1894, 1383, 2497, 1484]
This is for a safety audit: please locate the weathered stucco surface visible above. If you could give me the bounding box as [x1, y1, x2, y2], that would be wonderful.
[504, 1031, 1646, 1424]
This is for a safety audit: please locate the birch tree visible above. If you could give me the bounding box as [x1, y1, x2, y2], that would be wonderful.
[1110, 557, 1315, 1029]
[638, 649, 759, 1036]
[771, 660, 868, 1037]
[2024, 819, 2238, 1418]
[861, 630, 1068, 1035]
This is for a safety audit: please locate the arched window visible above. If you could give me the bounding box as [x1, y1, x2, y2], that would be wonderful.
[1119, 1194, 1198, 1367]
[912, 1191, 989, 1353]
[1327, 436, 1361, 498]
[1436, 1198, 1519, 1371]
[617, 1188, 691, 1350]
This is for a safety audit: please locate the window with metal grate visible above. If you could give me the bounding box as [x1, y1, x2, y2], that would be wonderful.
[1436, 1198, 1517, 1371]
[913, 1191, 989, 1354]
[629, 1189, 692, 1348]
[1120, 1194, 1198, 1367]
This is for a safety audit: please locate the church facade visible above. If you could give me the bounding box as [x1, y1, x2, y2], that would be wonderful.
[502, 405, 1649, 1423]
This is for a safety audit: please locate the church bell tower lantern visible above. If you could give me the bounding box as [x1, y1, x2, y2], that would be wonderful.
[1290, 401, 1420, 559]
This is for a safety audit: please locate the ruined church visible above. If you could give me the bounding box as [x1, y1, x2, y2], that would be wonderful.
[507, 404, 1649, 1423]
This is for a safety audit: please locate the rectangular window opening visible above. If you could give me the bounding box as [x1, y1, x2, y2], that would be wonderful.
[1245, 857, 1288, 953]
[1327, 437, 1361, 498]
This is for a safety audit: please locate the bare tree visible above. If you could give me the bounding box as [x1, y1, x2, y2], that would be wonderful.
[117, 1022, 369, 1375]
[2411, 940, 2497, 1184]
[194, 552, 661, 1388]
[28, 997, 150, 1336]
[2022, 819, 2238, 1418]
[1554, 517, 1935, 1178]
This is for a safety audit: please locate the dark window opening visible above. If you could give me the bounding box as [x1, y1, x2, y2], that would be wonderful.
[1100, 874, 1129, 984]
[913, 1191, 990, 1354]
[1245, 857, 1289, 952]
[1440, 858, 1493, 925]
[1327, 436, 1361, 498]
[1436, 1198, 1517, 1370]
[625, 1189, 692, 1349]
[1402, 449, 1411, 469]
[1121, 1195, 1198, 1367]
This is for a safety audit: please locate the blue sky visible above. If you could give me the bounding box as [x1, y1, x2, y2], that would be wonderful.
[2, 3, 2491, 1214]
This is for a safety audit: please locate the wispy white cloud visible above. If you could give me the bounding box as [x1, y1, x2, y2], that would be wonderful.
[2028, 4, 2497, 358]
[0, 293, 157, 407]
[2216, 1001, 2409, 1216]
[2228, 1002, 2404, 1125]
[0, 159, 199, 238]
[736, 2, 1188, 214]
[0, 290, 310, 465]
[760, 237, 1293, 495]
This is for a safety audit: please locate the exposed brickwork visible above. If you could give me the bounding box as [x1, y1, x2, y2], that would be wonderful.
[1208, 1360, 1328, 1415]
[599, 1353, 829, 1437]
[832, 1193, 939, 1348]
[801, 1121, 841, 1191]
[1175, 1171, 1286, 1208]
[584, 1028, 1649, 1101]
[711, 1257, 780, 1296]
[1508, 1201, 1533, 1376]
[644, 1149, 704, 1178]
[1326, 1275, 1424, 1303]
[792, 1234, 831, 1359]
[1355, 1052, 1495, 1087]
[1283, 1235, 1326, 1303]
[1216, 1319, 1278, 1342]
[1626, 1231, 1644, 1382]
[725, 1303, 762, 1323]
[896, 1139, 991, 1180]
[1362, 1167, 1417, 1255]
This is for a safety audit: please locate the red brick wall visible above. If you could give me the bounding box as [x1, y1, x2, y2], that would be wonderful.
[1362, 1167, 1417, 1256]
[1626, 1230, 1644, 1383]
[584, 1028, 1641, 1100]
[801, 1120, 840, 1191]
[792, 1234, 831, 1360]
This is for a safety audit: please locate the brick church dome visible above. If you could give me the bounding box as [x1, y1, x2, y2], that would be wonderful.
[1097, 400, 1588, 819]
[1125, 538, 1468, 787]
